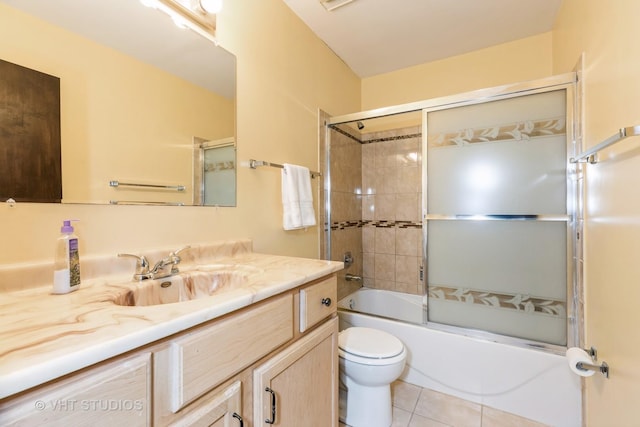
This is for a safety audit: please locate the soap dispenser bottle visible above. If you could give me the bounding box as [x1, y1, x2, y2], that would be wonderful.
[53, 220, 81, 294]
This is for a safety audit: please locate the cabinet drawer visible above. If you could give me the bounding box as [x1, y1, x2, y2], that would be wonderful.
[1, 352, 151, 426]
[300, 275, 337, 332]
[168, 293, 293, 412]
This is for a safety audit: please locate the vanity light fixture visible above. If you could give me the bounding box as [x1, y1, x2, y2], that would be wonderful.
[140, 0, 220, 43]
[319, 0, 356, 12]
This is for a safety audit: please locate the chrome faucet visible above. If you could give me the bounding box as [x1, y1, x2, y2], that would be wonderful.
[117, 253, 152, 281]
[168, 246, 191, 275]
[118, 246, 191, 281]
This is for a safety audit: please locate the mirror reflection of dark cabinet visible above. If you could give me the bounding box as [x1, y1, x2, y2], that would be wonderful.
[0, 59, 61, 203]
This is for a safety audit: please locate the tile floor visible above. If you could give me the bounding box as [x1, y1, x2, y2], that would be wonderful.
[339, 380, 548, 427]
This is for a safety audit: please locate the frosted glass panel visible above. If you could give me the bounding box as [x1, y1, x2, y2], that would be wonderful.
[428, 297, 567, 344]
[427, 220, 568, 345]
[427, 90, 566, 214]
[203, 145, 236, 206]
[428, 221, 567, 298]
[425, 88, 569, 346]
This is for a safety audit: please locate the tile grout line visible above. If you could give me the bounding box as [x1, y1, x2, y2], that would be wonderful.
[407, 386, 423, 425]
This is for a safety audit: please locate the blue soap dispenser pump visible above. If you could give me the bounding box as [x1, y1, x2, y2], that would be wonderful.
[53, 220, 81, 294]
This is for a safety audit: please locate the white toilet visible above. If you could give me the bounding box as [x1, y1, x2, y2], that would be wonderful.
[338, 327, 407, 427]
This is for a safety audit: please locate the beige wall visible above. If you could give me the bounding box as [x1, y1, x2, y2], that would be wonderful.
[0, 0, 360, 264]
[553, 1, 640, 425]
[361, 32, 553, 110]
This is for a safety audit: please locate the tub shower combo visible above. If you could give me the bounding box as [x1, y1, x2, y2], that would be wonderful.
[322, 74, 584, 426]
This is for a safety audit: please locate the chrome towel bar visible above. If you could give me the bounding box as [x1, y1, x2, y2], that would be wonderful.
[109, 180, 185, 191]
[570, 125, 640, 164]
[249, 159, 322, 179]
[109, 200, 185, 206]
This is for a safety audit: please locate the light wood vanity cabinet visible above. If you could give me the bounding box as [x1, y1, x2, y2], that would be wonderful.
[0, 273, 338, 427]
[254, 317, 338, 426]
[158, 274, 339, 427]
[0, 352, 152, 426]
[155, 294, 294, 416]
[154, 293, 295, 426]
[251, 275, 338, 427]
[166, 380, 243, 427]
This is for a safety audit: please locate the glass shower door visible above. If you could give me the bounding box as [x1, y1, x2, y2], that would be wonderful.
[425, 89, 570, 345]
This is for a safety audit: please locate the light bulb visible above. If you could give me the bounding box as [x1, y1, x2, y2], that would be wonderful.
[199, 0, 223, 13]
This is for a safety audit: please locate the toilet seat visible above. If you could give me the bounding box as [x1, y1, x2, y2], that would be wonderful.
[339, 327, 405, 365]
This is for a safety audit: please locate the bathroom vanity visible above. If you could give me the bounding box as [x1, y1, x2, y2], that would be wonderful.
[0, 240, 342, 426]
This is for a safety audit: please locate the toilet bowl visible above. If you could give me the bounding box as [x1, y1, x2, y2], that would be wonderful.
[338, 327, 407, 427]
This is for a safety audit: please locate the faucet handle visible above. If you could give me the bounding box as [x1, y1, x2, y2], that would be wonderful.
[170, 245, 191, 257]
[118, 253, 150, 279]
[169, 246, 191, 274]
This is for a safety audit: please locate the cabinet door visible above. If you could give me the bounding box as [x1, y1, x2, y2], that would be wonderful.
[169, 381, 243, 427]
[0, 352, 151, 426]
[253, 317, 338, 427]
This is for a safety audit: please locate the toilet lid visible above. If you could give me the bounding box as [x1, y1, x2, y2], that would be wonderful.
[339, 327, 404, 359]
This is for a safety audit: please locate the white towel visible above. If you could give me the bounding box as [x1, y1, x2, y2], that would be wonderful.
[281, 164, 316, 230]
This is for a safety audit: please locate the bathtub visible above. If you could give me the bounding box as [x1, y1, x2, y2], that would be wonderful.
[338, 287, 424, 324]
[338, 288, 582, 427]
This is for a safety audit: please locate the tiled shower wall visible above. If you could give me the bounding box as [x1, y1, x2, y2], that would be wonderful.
[361, 126, 423, 295]
[323, 118, 424, 300]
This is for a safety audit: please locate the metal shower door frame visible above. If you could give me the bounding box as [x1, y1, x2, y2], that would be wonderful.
[327, 72, 581, 354]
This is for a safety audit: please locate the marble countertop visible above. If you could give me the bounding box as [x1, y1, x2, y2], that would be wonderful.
[0, 250, 343, 399]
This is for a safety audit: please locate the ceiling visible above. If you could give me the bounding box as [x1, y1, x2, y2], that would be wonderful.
[1, 0, 235, 98]
[282, 0, 563, 78]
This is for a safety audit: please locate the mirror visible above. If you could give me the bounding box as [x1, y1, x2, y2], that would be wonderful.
[0, 0, 236, 206]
